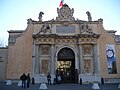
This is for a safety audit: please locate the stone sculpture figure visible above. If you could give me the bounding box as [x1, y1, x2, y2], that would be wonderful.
[27, 18, 32, 24]
[79, 23, 93, 34]
[36, 23, 51, 35]
[86, 11, 92, 21]
[38, 11, 44, 21]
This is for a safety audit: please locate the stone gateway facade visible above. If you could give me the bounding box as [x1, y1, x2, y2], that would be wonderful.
[7, 4, 120, 83]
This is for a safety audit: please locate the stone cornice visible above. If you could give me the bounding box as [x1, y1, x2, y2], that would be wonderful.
[33, 33, 100, 39]
[8, 30, 24, 33]
[77, 34, 100, 39]
[30, 19, 102, 25]
[32, 34, 58, 39]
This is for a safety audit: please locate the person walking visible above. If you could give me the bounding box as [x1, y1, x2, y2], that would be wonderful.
[27, 73, 31, 88]
[20, 73, 27, 88]
[57, 74, 61, 84]
[47, 72, 51, 85]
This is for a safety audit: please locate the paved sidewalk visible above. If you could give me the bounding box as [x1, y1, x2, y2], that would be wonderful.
[0, 82, 119, 90]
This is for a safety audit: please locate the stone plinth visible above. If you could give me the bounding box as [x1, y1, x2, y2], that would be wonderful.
[6, 80, 12, 85]
[92, 83, 100, 89]
[17, 80, 22, 86]
[39, 83, 48, 89]
[79, 74, 101, 83]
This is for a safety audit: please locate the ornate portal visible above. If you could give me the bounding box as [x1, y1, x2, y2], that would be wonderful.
[7, 3, 109, 84]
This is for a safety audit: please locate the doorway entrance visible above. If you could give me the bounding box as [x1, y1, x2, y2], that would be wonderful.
[57, 47, 77, 83]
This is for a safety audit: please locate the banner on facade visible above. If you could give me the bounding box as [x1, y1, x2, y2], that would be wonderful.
[106, 44, 117, 74]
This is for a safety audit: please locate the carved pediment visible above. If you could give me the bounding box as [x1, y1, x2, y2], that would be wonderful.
[56, 4, 75, 21]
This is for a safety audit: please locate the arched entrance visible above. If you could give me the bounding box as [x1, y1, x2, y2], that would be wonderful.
[57, 47, 76, 83]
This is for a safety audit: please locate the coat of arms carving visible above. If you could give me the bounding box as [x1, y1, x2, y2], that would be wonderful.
[56, 4, 75, 21]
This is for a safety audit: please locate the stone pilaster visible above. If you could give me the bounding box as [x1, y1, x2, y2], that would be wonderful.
[35, 45, 40, 74]
[50, 44, 55, 74]
[75, 53, 79, 70]
[76, 45, 80, 73]
[93, 44, 100, 75]
[32, 41, 35, 76]
[79, 45, 84, 74]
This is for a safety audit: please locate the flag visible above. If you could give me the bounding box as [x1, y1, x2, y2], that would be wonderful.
[59, 0, 64, 7]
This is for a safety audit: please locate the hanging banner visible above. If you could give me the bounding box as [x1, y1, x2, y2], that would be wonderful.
[106, 44, 117, 74]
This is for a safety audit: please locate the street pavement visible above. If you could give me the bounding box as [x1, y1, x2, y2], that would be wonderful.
[0, 82, 120, 90]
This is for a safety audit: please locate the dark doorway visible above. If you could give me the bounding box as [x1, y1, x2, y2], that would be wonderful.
[57, 48, 76, 83]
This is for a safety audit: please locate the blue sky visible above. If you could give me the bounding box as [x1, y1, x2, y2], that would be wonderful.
[0, 0, 120, 46]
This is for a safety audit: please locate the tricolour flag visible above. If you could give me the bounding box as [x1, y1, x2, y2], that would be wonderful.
[59, 0, 64, 7]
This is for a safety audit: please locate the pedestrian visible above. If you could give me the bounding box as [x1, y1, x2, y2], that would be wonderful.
[20, 73, 27, 88]
[32, 77, 35, 84]
[47, 72, 51, 85]
[27, 73, 31, 88]
[57, 74, 61, 84]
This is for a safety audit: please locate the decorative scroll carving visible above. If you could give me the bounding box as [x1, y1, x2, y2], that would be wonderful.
[41, 60, 49, 74]
[56, 4, 75, 21]
[84, 59, 92, 74]
[41, 45, 50, 55]
[79, 23, 93, 34]
[83, 45, 92, 55]
[36, 23, 52, 35]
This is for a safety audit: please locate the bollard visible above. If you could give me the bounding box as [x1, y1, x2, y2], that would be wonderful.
[80, 78, 82, 85]
[32, 77, 35, 84]
[101, 78, 104, 84]
[53, 78, 56, 85]
[118, 83, 120, 88]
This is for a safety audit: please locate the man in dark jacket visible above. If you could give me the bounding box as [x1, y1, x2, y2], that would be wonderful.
[47, 73, 51, 85]
[27, 73, 31, 88]
[20, 73, 27, 88]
